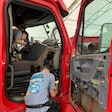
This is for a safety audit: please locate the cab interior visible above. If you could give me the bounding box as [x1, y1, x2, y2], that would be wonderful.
[5, 1, 64, 102]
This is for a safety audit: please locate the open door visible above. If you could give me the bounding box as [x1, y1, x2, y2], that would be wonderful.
[70, 0, 112, 112]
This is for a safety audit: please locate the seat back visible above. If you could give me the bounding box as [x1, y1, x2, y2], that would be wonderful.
[7, 60, 31, 95]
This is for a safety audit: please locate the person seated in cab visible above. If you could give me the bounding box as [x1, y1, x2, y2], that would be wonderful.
[24, 66, 59, 112]
[12, 26, 27, 46]
[11, 26, 29, 61]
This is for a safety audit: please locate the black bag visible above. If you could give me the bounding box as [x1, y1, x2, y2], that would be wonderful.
[47, 101, 60, 112]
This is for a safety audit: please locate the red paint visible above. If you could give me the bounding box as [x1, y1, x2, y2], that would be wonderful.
[90, 98, 94, 112]
[0, 0, 75, 111]
[0, 0, 111, 112]
[104, 40, 112, 112]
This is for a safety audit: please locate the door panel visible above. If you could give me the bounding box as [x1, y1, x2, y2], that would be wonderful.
[69, 0, 112, 111]
[70, 55, 105, 81]
[70, 53, 110, 109]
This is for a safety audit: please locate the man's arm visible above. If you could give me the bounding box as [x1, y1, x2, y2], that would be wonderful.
[50, 81, 59, 97]
[26, 90, 31, 95]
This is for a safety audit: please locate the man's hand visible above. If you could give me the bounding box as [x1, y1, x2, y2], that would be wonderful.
[55, 80, 59, 84]
[21, 41, 27, 46]
[50, 80, 59, 97]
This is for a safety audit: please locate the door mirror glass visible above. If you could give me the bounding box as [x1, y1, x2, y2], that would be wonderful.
[100, 23, 112, 52]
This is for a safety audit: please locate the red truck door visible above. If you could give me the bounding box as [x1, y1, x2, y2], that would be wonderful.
[70, 0, 112, 112]
[1, 0, 73, 111]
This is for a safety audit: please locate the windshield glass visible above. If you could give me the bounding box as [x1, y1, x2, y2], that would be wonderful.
[26, 21, 61, 44]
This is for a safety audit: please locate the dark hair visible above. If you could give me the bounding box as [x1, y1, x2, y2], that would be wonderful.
[22, 31, 28, 38]
[40, 66, 50, 71]
[22, 31, 29, 42]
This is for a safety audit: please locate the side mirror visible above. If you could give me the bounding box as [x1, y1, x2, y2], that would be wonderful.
[99, 23, 112, 52]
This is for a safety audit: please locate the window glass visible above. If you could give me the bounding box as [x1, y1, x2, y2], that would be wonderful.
[26, 21, 61, 44]
[26, 25, 47, 42]
[100, 23, 112, 52]
[77, 0, 112, 54]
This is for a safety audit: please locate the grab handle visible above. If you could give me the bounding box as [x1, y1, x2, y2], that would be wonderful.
[7, 65, 14, 90]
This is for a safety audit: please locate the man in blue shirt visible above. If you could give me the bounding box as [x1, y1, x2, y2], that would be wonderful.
[24, 67, 59, 112]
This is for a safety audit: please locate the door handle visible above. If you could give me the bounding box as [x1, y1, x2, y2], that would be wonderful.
[77, 66, 82, 72]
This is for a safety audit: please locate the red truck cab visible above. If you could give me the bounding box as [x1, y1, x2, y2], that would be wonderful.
[0, 0, 112, 112]
[1, 0, 73, 111]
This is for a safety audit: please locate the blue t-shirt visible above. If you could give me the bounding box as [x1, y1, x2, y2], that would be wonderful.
[24, 72, 56, 112]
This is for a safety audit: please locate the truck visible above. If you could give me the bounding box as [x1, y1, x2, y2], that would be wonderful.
[0, 0, 112, 112]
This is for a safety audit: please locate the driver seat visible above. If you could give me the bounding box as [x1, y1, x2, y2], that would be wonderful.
[7, 59, 32, 95]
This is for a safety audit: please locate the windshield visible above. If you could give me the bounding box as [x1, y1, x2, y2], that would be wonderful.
[26, 21, 61, 44]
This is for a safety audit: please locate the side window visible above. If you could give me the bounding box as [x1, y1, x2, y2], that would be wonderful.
[77, 0, 112, 55]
